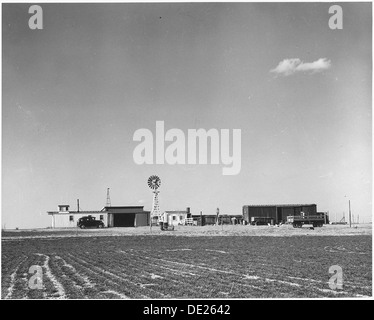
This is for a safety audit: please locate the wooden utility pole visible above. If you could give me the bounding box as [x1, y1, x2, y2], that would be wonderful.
[150, 214, 152, 233]
[349, 200, 351, 228]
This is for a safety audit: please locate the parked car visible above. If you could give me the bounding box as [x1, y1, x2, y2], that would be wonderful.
[77, 216, 104, 229]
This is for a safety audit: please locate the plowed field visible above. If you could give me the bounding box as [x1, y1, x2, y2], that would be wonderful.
[2, 233, 371, 299]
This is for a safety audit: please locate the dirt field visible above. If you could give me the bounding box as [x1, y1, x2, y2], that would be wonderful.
[1, 224, 372, 299]
[1, 223, 372, 240]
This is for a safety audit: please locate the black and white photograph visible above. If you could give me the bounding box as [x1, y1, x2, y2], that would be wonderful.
[1, 0, 372, 305]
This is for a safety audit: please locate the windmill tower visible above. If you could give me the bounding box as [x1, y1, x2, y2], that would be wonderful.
[148, 175, 161, 223]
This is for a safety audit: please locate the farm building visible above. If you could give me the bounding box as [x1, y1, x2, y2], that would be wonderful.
[48, 205, 150, 228]
[191, 214, 216, 226]
[242, 204, 318, 225]
[163, 208, 191, 226]
[48, 205, 107, 228]
[224, 215, 244, 225]
[191, 213, 244, 226]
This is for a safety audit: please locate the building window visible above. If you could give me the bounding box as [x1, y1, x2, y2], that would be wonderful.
[100, 215, 104, 220]
[172, 216, 176, 220]
[180, 216, 183, 220]
[69, 215, 74, 222]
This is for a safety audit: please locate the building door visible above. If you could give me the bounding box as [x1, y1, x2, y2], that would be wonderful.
[276, 207, 282, 224]
[113, 213, 135, 227]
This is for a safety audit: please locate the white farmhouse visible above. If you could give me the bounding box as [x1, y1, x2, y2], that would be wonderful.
[47, 204, 150, 228]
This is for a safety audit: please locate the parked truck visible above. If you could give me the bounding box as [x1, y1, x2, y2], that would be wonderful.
[287, 214, 324, 228]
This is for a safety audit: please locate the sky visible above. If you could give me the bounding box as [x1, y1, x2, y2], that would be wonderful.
[1, 2, 372, 229]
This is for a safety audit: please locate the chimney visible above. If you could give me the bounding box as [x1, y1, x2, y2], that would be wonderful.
[77, 199, 80, 212]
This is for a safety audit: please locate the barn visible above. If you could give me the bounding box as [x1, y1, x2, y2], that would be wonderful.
[242, 204, 318, 225]
[48, 204, 150, 228]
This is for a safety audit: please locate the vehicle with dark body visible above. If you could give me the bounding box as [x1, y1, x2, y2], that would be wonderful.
[77, 216, 104, 229]
[287, 215, 324, 228]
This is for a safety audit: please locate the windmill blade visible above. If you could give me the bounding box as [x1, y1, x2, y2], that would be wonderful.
[148, 175, 161, 190]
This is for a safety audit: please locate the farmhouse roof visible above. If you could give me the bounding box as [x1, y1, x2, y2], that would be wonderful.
[47, 210, 107, 215]
[101, 206, 144, 211]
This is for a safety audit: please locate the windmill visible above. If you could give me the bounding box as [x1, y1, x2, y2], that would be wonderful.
[148, 175, 161, 224]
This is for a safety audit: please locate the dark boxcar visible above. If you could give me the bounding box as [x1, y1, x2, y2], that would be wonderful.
[243, 204, 317, 224]
[243, 206, 276, 224]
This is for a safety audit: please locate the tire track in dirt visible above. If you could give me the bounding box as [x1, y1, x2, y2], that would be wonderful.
[35, 254, 66, 299]
[115, 251, 224, 298]
[61, 254, 122, 299]
[127, 249, 358, 298]
[287, 276, 371, 296]
[324, 246, 370, 255]
[59, 253, 125, 301]
[3, 255, 28, 299]
[78, 252, 167, 298]
[53, 255, 98, 298]
[65, 253, 132, 299]
[119, 250, 304, 298]
[4, 254, 44, 299]
[65, 253, 147, 299]
[77, 251, 183, 299]
[77, 248, 370, 298]
[55, 255, 95, 288]
[105, 249, 241, 298]
[117, 249, 245, 297]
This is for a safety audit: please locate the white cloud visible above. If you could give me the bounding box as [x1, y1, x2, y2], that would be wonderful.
[270, 58, 331, 76]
